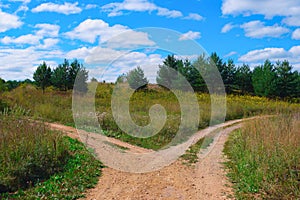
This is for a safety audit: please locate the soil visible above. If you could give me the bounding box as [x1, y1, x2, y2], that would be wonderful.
[47, 119, 248, 200]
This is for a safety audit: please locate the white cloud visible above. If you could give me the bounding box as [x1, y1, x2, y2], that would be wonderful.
[238, 46, 300, 71]
[240, 20, 289, 38]
[1, 34, 40, 45]
[292, 29, 300, 40]
[184, 13, 204, 21]
[35, 24, 60, 37]
[106, 30, 155, 48]
[222, 0, 300, 31]
[66, 46, 164, 82]
[0, 47, 62, 80]
[85, 4, 98, 9]
[38, 38, 59, 49]
[102, 0, 183, 19]
[239, 47, 288, 62]
[156, 7, 182, 18]
[282, 16, 300, 27]
[64, 19, 126, 43]
[67, 46, 127, 64]
[32, 2, 82, 15]
[179, 31, 201, 41]
[64, 19, 155, 48]
[0, 10, 23, 32]
[222, 0, 300, 19]
[224, 51, 237, 58]
[15, 5, 29, 13]
[221, 23, 235, 33]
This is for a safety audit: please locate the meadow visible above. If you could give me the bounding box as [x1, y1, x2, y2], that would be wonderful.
[224, 115, 300, 199]
[1, 83, 299, 149]
[0, 82, 299, 199]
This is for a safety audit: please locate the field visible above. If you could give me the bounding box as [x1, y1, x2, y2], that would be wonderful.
[224, 115, 300, 199]
[0, 83, 299, 199]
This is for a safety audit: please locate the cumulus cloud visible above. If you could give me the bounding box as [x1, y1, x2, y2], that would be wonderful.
[0, 10, 23, 32]
[0, 47, 62, 80]
[240, 20, 289, 38]
[35, 24, 60, 37]
[222, 0, 300, 32]
[66, 20, 129, 44]
[292, 29, 300, 40]
[1, 34, 40, 45]
[102, 0, 184, 19]
[222, 0, 300, 18]
[238, 46, 300, 70]
[64, 19, 155, 48]
[32, 2, 82, 15]
[179, 31, 201, 41]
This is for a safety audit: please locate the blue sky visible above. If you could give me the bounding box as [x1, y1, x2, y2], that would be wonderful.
[0, 0, 300, 81]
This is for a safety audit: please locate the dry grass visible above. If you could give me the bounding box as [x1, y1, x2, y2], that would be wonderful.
[224, 114, 300, 199]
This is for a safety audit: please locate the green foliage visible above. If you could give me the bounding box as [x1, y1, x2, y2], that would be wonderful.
[33, 61, 52, 93]
[126, 66, 148, 90]
[274, 60, 299, 98]
[234, 64, 253, 94]
[30, 59, 89, 93]
[115, 73, 127, 84]
[180, 137, 205, 165]
[52, 59, 69, 91]
[156, 55, 181, 89]
[0, 78, 8, 92]
[224, 115, 300, 199]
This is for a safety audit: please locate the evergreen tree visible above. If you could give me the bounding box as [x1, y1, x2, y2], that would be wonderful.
[51, 59, 69, 91]
[127, 67, 148, 90]
[156, 55, 180, 89]
[33, 62, 52, 93]
[274, 60, 297, 98]
[234, 64, 253, 94]
[252, 60, 276, 97]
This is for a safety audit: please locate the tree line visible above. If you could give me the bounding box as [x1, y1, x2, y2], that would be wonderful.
[119, 53, 300, 99]
[33, 59, 88, 93]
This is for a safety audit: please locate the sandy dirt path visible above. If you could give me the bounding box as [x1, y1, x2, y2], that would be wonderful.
[47, 120, 249, 199]
[79, 121, 245, 200]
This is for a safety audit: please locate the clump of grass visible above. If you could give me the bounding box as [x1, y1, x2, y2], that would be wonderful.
[0, 115, 104, 199]
[224, 115, 300, 199]
[180, 137, 206, 165]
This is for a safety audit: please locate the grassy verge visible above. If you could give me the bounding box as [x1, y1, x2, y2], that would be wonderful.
[223, 115, 300, 199]
[0, 116, 104, 199]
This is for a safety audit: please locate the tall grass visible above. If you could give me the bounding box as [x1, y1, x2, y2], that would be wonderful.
[1, 83, 299, 150]
[224, 115, 300, 199]
[0, 116, 69, 193]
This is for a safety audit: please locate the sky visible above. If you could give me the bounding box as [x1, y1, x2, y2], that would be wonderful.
[1, 0, 300, 82]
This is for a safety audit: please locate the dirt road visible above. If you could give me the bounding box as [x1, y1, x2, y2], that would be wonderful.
[47, 120, 246, 199]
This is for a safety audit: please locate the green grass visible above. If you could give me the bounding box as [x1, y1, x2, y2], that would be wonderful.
[1, 83, 300, 151]
[0, 115, 104, 199]
[223, 115, 300, 199]
[180, 137, 206, 165]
